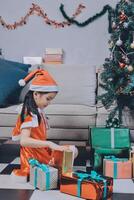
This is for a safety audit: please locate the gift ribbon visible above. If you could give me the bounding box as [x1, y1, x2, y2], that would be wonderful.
[106, 118, 120, 148]
[104, 156, 128, 179]
[111, 128, 115, 149]
[74, 170, 107, 199]
[29, 158, 50, 190]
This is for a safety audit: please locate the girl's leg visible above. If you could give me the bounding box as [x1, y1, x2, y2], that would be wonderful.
[11, 147, 31, 183]
[11, 146, 52, 182]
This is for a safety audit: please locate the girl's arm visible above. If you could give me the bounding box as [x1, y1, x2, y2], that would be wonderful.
[20, 128, 64, 150]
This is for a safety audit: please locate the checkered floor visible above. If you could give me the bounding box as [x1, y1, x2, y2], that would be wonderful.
[0, 139, 134, 200]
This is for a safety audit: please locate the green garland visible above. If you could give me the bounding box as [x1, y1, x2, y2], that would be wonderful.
[60, 4, 114, 33]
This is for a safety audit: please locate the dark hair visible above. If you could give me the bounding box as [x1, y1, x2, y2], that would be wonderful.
[20, 91, 48, 124]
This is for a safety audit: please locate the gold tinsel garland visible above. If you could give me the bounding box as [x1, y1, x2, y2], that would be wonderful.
[0, 3, 86, 30]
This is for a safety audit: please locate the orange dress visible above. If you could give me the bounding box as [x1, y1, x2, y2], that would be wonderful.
[12, 109, 53, 177]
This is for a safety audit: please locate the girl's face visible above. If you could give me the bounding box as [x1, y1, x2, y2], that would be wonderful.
[33, 92, 57, 109]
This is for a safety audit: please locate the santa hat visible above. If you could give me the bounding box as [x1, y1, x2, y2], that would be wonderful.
[19, 69, 59, 92]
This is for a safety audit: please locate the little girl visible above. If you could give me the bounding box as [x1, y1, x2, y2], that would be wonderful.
[11, 69, 78, 182]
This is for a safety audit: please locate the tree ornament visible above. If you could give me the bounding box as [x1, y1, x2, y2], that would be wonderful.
[119, 11, 127, 21]
[130, 42, 134, 49]
[108, 78, 113, 81]
[127, 65, 133, 72]
[130, 32, 134, 48]
[116, 37, 123, 46]
[119, 62, 126, 68]
[123, 22, 129, 28]
[112, 22, 116, 29]
[125, 57, 130, 64]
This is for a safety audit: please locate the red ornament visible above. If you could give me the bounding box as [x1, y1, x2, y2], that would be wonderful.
[119, 62, 126, 68]
[119, 12, 127, 21]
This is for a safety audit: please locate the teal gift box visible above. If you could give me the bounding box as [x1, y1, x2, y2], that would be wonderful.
[29, 159, 58, 191]
[93, 147, 129, 172]
[90, 127, 130, 149]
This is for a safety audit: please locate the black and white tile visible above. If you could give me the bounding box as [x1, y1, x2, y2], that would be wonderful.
[0, 139, 134, 200]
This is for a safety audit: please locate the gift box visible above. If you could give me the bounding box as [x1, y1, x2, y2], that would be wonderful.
[49, 150, 63, 169]
[93, 147, 129, 172]
[60, 170, 113, 200]
[103, 156, 132, 179]
[62, 150, 73, 173]
[50, 148, 74, 174]
[129, 150, 134, 177]
[29, 159, 58, 190]
[90, 127, 130, 148]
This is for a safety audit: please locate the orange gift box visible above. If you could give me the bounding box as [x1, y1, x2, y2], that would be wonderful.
[103, 156, 132, 179]
[49, 149, 73, 177]
[60, 171, 113, 200]
[50, 150, 63, 168]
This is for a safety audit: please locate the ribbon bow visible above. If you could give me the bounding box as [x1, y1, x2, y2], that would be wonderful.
[74, 170, 107, 199]
[29, 158, 50, 190]
[73, 172, 90, 180]
[104, 156, 128, 162]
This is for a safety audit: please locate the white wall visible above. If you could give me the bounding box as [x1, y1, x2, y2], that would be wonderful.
[0, 0, 118, 65]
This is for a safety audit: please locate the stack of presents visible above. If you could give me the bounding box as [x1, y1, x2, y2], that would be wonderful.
[28, 120, 134, 200]
[43, 48, 63, 64]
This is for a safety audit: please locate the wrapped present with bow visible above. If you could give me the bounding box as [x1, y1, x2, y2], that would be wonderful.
[29, 159, 58, 190]
[90, 127, 130, 149]
[60, 170, 113, 200]
[93, 147, 129, 172]
[103, 156, 132, 179]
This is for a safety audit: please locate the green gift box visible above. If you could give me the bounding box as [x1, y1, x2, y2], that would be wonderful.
[90, 127, 130, 149]
[93, 147, 129, 172]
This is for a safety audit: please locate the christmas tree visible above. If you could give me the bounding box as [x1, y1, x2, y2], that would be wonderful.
[98, 0, 134, 124]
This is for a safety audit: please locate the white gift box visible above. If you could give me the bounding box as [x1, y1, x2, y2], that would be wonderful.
[23, 57, 42, 65]
[29, 160, 58, 191]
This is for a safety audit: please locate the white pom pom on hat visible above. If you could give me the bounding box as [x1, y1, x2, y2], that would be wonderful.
[18, 69, 40, 87]
[18, 69, 59, 92]
[18, 79, 26, 86]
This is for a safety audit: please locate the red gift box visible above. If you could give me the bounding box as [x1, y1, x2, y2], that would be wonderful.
[60, 171, 113, 200]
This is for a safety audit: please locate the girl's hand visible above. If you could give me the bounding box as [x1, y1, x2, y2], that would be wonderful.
[49, 142, 69, 151]
[58, 145, 69, 151]
[49, 142, 62, 151]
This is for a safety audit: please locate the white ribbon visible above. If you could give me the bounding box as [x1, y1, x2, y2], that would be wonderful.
[111, 128, 115, 148]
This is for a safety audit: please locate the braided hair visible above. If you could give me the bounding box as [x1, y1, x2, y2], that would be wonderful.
[20, 91, 42, 124]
